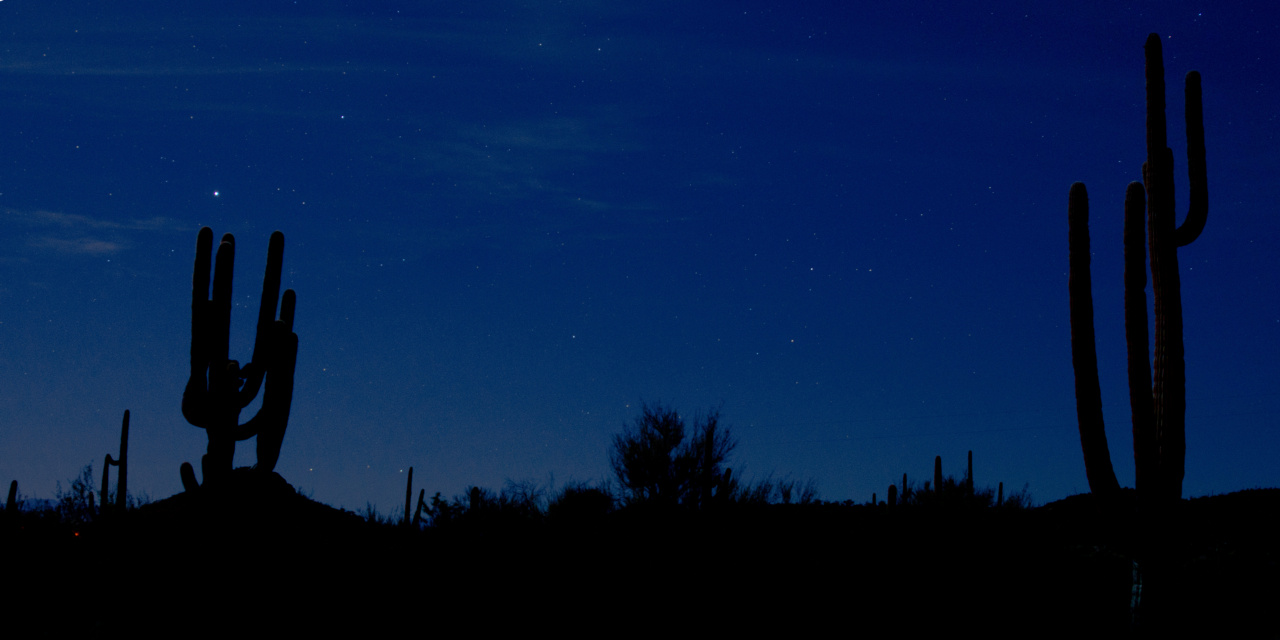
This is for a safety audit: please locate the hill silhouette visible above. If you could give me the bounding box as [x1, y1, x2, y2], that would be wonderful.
[8, 477, 1278, 635]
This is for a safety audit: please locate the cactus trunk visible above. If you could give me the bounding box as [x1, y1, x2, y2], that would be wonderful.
[103, 410, 130, 511]
[404, 467, 414, 528]
[966, 450, 974, 495]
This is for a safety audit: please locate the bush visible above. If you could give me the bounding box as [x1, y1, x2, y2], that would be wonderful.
[609, 402, 736, 509]
[547, 482, 614, 523]
[55, 464, 98, 526]
[734, 473, 819, 505]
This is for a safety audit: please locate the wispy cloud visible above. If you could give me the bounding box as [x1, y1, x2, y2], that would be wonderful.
[27, 236, 124, 255]
[3, 208, 181, 255]
[6, 208, 174, 231]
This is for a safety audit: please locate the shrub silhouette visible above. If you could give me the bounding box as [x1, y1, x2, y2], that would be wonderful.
[609, 402, 736, 509]
[55, 464, 99, 526]
[733, 472, 818, 505]
[547, 482, 614, 523]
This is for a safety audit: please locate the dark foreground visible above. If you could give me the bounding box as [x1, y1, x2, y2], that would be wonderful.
[6, 474, 1276, 636]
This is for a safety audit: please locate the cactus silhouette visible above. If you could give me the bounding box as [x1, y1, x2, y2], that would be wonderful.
[403, 467, 414, 528]
[101, 410, 129, 511]
[181, 227, 298, 487]
[1069, 33, 1207, 500]
[966, 450, 973, 495]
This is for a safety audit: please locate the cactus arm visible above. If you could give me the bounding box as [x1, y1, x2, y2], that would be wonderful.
[182, 228, 215, 427]
[211, 235, 235, 364]
[116, 410, 128, 509]
[1175, 71, 1207, 247]
[243, 288, 297, 473]
[101, 410, 130, 510]
[238, 230, 285, 406]
[1067, 182, 1121, 495]
[101, 457, 112, 512]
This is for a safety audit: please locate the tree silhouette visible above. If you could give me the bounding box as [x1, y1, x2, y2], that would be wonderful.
[609, 403, 736, 509]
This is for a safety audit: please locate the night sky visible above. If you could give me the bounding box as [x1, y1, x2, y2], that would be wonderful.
[3, 1, 1278, 513]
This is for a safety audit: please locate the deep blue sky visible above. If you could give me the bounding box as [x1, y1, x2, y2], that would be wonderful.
[3, 1, 1277, 513]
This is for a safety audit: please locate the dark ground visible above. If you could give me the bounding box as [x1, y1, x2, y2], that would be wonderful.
[5, 473, 1276, 636]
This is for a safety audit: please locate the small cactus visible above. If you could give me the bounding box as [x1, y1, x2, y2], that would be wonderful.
[403, 467, 414, 528]
[966, 450, 973, 495]
[887, 484, 898, 507]
[413, 489, 426, 527]
[934, 456, 942, 495]
[5, 480, 17, 514]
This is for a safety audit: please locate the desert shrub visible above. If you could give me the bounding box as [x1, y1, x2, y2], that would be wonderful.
[547, 482, 614, 523]
[893, 474, 1032, 510]
[55, 464, 98, 526]
[362, 502, 395, 525]
[610, 402, 735, 509]
[422, 491, 464, 527]
[998, 483, 1034, 509]
[734, 473, 818, 505]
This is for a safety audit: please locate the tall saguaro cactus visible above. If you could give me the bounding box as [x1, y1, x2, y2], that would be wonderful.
[1068, 33, 1207, 501]
[102, 410, 129, 510]
[182, 227, 299, 487]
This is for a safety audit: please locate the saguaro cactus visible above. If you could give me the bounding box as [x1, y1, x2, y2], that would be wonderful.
[1069, 33, 1207, 501]
[403, 467, 414, 528]
[966, 450, 974, 495]
[101, 410, 129, 511]
[182, 228, 298, 487]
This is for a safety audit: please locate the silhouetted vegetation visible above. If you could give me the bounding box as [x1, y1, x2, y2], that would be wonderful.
[6, 121, 1267, 637]
[101, 409, 129, 513]
[1069, 33, 1209, 501]
[609, 402, 737, 509]
[181, 228, 298, 488]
